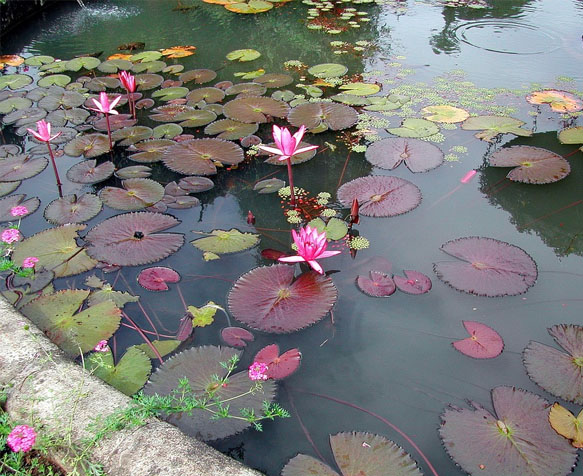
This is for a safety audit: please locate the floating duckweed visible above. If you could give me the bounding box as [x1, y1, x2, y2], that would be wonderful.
[353, 47, 365, 52]
[321, 208, 337, 217]
[351, 144, 367, 153]
[323, 77, 344, 86]
[444, 154, 459, 162]
[421, 132, 445, 143]
[395, 55, 406, 60]
[350, 24, 361, 28]
[388, 62, 401, 68]
[344, 7, 357, 10]
[349, 236, 370, 249]
[291, 243, 299, 251]
[284, 60, 304, 68]
[327, 29, 343, 34]
[441, 123, 457, 130]
[556, 76, 575, 82]
[307, 24, 323, 29]
[330, 41, 345, 47]
[333, 51, 344, 55]
[317, 191, 331, 201]
[450, 145, 468, 154]
[355, 40, 371, 46]
[359, 17, 371, 22]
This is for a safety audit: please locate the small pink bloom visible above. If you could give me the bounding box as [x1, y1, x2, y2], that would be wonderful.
[93, 340, 109, 352]
[7, 425, 36, 453]
[26, 119, 61, 143]
[10, 206, 29, 217]
[460, 170, 477, 184]
[248, 361, 269, 381]
[88, 92, 121, 115]
[118, 71, 136, 93]
[258, 125, 318, 161]
[1, 228, 21, 244]
[22, 257, 39, 268]
[278, 225, 341, 274]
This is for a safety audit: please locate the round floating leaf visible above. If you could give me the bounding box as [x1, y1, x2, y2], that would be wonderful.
[93, 113, 136, 132]
[175, 109, 217, 128]
[100, 178, 164, 211]
[151, 86, 189, 102]
[393, 270, 432, 295]
[186, 87, 225, 104]
[133, 340, 181, 359]
[153, 123, 183, 139]
[115, 165, 152, 179]
[221, 327, 254, 348]
[0, 155, 48, 182]
[0, 74, 33, 90]
[85, 212, 184, 266]
[191, 229, 259, 254]
[37, 74, 71, 88]
[12, 269, 54, 294]
[0, 181, 21, 197]
[134, 73, 164, 91]
[226, 49, 261, 62]
[452, 321, 504, 359]
[338, 82, 381, 96]
[225, 1, 273, 12]
[65, 56, 101, 71]
[0, 144, 22, 157]
[66, 160, 114, 184]
[166, 195, 200, 209]
[64, 134, 111, 158]
[225, 82, 266, 96]
[111, 126, 153, 146]
[549, 403, 583, 448]
[558, 126, 583, 145]
[20, 289, 121, 357]
[253, 178, 285, 194]
[204, 119, 258, 140]
[39, 62, 68, 74]
[24, 55, 55, 66]
[307, 217, 347, 241]
[433, 237, 538, 297]
[12, 224, 97, 277]
[144, 345, 275, 440]
[0, 194, 39, 222]
[228, 265, 337, 333]
[138, 266, 181, 291]
[365, 94, 410, 112]
[387, 118, 439, 138]
[129, 139, 175, 163]
[3, 107, 47, 127]
[179, 69, 217, 84]
[162, 138, 244, 175]
[131, 60, 167, 74]
[330, 93, 370, 106]
[308, 63, 348, 78]
[85, 76, 120, 92]
[223, 96, 289, 123]
[489, 145, 570, 184]
[365, 138, 444, 173]
[46, 107, 90, 126]
[130, 50, 162, 62]
[421, 105, 469, 123]
[439, 386, 577, 476]
[524, 324, 583, 404]
[0, 97, 32, 114]
[178, 176, 214, 193]
[356, 271, 396, 297]
[288, 102, 358, 131]
[161, 45, 196, 58]
[149, 104, 196, 122]
[253, 344, 301, 379]
[253, 73, 293, 88]
[44, 193, 102, 225]
[461, 115, 533, 142]
[337, 175, 422, 218]
[86, 347, 150, 395]
[527, 90, 583, 113]
[97, 59, 133, 73]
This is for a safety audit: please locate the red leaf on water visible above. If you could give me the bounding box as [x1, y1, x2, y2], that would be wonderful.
[356, 271, 396, 297]
[221, 327, 254, 348]
[138, 266, 181, 291]
[393, 270, 432, 295]
[253, 344, 301, 379]
[452, 321, 504, 359]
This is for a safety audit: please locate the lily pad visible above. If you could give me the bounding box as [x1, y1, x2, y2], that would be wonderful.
[97, 59, 133, 73]
[64, 134, 111, 158]
[307, 63, 348, 78]
[461, 115, 533, 142]
[288, 102, 358, 131]
[130, 50, 163, 63]
[37, 74, 72, 88]
[356, 271, 396, 297]
[330, 94, 370, 106]
[0, 181, 21, 197]
[115, 165, 152, 179]
[45, 107, 90, 126]
[24, 55, 55, 66]
[221, 327, 255, 348]
[93, 113, 136, 132]
[138, 266, 181, 291]
[100, 178, 164, 211]
[387, 118, 440, 138]
[439, 386, 577, 476]
[226, 49, 261, 62]
[186, 87, 225, 104]
[133, 340, 181, 359]
[452, 321, 504, 359]
[253, 344, 301, 380]
[179, 69, 217, 84]
[364, 94, 410, 112]
[153, 123, 183, 139]
[66, 160, 115, 184]
[85, 212, 184, 266]
[111, 126, 153, 146]
[0, 74, 33, 90]
[66, 56, 101, 71]
[2, 107, 47, 127]
[523, 324, 583, 404]
[228, 264, 337, 333]
[151, 86, 190, 102]
[393, 270, 432, 294]
[489, 145, 570, 184]
[526, 90, 583, 113]
[433, 237, 538, 297]
[223, 96, 289, 123]
[178, 176, 214, 193]
[162, 138, 244, 175]
[0, 97, 33, 114]
[421, 105, 469, 123]
[85, 76, 121, 92]
[86, 347, 150, 395]
[191, 229, 259, 254]
[129, 139, 175, 163]
[253, 73, 293, 88]
[131, 60, 167, 74]
[558, 126, 583, 145]
[20, 289, 121, 357]
[225, 1, 274, 13]
[365, 138, 444, 173]
[204, 119, 258, 140]
[253, 178, 285, 194]
[549, 403, 583, 448]
[338, 82, 381, 96]
[0, 155, 48, 182]
[225, 82, 266, 97]
[134, 73, 164, 91]
[175, 109, 217, 128]
[164, 195, 200, 209]
[44, 193, 102, 225]
[337, 175, 422, 218]
[161, 45, 196, 58]
[149, 104, 196, 122]
[144, 346, 275, 440]
[307, 217, 348, 241]
[0, 194, 40, 222]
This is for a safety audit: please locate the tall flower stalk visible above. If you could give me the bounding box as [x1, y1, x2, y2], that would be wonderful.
[258, 125, 318, 207]
[88, 92, 121, 151]
[119, 71, 137, 119]
[27, 120, 63, 197]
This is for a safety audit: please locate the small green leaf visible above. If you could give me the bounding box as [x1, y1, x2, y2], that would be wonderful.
[226, 49, 261, 62]
[307, 63, 348, 78]
[133, 339, 181, 359]
[387, 118, 440, 138]
[188, 302, 219, 328]
[191, 229, 260, 254]
[130, 51, 163, 63]
[308, 217, 348, 240]
[37, 74, 72, 88]
[86, 347, 151, 395]
[559, 126, 583, 145]
[338, 82, 381, 96]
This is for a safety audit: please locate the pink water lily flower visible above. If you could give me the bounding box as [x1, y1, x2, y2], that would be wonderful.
[26, 119, 61, 143]
[279, 225, 341, 274]
[118, 71, 136, 93]
[88, 92, 121, 115]
[258, 125, 318, 161]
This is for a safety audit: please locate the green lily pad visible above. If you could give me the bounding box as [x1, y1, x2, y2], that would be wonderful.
[46, 108, 90, 126]
[130, 50, 163, 62]
[225, 82, 266, 97]
[66, 56, 101, 71]
[97, 59, 133, 73]
[39, 62, 68, 74]
[37, 74, 72, 88]
[44, 193, 103, 225]
[558, 126, 583, 145]
[253, 73, 294, 88]
[421, 105, 469, 123]
[307, 217, 348, 241]
[234, 69, 265, 80]
[188, 303, 218, 328]
[0, 74, 33, 90]
[179, 69, 217, 84]
[0, 97, 32, 114]
[152, 123, 183, 139]
[253, 178, 285, 193]
[204, 119, 258, 140]
[100, 178, 164, 211]
[38, 90, 85, 111]
[131, 60, 167, 74]
[24, 55, 55, 66]
[191, 229, 260, 254]
[330, 94, 370, 106]
[2, 107, 47, 127]
[225, 0, 274, 12]
[338, 82, 381, 96]
[296, 85, 323, 98]
[88, 285, 139, 309]
[226, 49, 261, 62]
[364, 94, 410, 112]
[133, 340, 181, 359]
[115, 165, 152, 179]
[387, 118, 440, 138]
[20, 289, 121, 357]
[86, 347, 151, 395]
[461, 115, 533, 142]
[308, 63, 347, 78]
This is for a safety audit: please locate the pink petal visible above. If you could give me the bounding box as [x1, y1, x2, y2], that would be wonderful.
[272, 124, 283, 146]
[308, 260, 324, 274]
[278, 255, 307, 263]
[318, 250, 341, 258]
[110, 95, 122, 109]
[294, 145, 319, 155]
[257, 145, 285, 156]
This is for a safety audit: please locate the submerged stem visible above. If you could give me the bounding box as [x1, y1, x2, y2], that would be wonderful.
[47, 142, 63, 198]
[286, 158, 296, 207]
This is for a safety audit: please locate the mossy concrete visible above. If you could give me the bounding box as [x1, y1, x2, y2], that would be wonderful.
[0, 296, 263, 476]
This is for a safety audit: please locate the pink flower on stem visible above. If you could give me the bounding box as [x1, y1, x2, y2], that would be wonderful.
[279, 225, 341, 275]
[248, 362, 269, 381]
[118, 71, 136, 119]
[258, 125, 318, 207]
[88, 92, 121, 151]
[93, 340, 109, 352]
[10, 206, 28, 217]
[22, 257, 39, 269]
[1, 228, 21, 244]
[26, 120, 63, 197]
[7, 425, 37, 453]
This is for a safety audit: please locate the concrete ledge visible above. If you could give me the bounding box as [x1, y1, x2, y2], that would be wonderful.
[0, 296, 263, 476]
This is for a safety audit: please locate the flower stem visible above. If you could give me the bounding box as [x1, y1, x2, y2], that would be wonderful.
[286, 158, 296, 207]
[105, 113, 113, 151]
[46, 142, 63, 198]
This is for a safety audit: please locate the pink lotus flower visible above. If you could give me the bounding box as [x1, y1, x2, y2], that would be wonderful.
[279, 225, 341, 274]
[248, 361, 269, 381]
[26, 119, 61, 143]
[258, 125, 318, 161]
[7, 425, 36, 453]
[118, 71, 136, 93]
[10, 206, 28, 217]
[22, 257, 39, 268]
[88, 92, 121, 115]
[93, 340, 109, 352]
[1, 228, 21, 244]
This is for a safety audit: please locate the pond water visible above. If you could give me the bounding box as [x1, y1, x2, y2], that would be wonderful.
[1, 0, 583, 475]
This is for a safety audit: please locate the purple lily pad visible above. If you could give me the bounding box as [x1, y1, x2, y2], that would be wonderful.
[178, 176, 214, 193]
[129, 139, 176, 163]
[228, 264, 337, 334]
[99, 178, 164, 211]
[356, 271, 396, 297]
[149, 104, 196, 122]
[254, 344, 301, 380]
[162, 138, 244, 176]
[0, 194, 40, 222]
[452, 321, 504, 359]
[144, 345, 275, 441]
[64, 133, 111, 158]
[393, 270, 432, 294]
[253, 73, 294, 88]
[135, 98, 155, 109]
[43, 193, 102, 225]
[85, 212, 184, 266]
[288, 102, 358, 131]
[204, 119, 258, 141]
[111, 126, 153, 146]
[186, 87, 225, 104]
[179, 69, 217, 84]
[221, 327, 254, 348]
[225, 82, 266, 96]
[440, 386, 578, 476]
[365, 137, 444, 173]
[66, 160, 115, 184]
[223, 97, 289, 123]
[524, 324, 583, 404]
[93, 113, 137, 132]
[164, 195, 200, 209]
[337, 176, 422, 218]
[138, 266, 181, 291]
[488, 145, 570, 184]
[433, 237, 538, 297]
[115, 165, 152, 179]
[0, 155, 48, 182]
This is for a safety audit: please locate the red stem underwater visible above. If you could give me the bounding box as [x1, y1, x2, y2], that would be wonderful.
[286, 158, 296, 207]
[46, 142, 63, 198]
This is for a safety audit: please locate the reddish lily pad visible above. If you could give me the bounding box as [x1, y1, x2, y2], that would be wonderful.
[44, 193, 102, 225]
[111, 126, 153, 146]
[93, 114, 137, 132]
[356, 271, 396, 297]
[452, 321, 504, 359]
[204, 119, 258, 140]
[223, 96, 289, 123]
[253, 73, 293, 88]
[175, 109, 217, 128]
[288, 102, 358, 131]
[129, 139, 175, 163]
[433, 237, 538, 297]
[365, 138, 444, 173]
[440, 386, 578, 476]
[0, 194, 40, 222]
[179, 69, 217, 84]
[162, 138, 244, 176]
[138, 266, 181, 291]
[526, 90, 583, 113]
[85, 76, 120, 91]
[178, 176, 214, 193]
[524, 324, 583, 404]
[393, 270, 432, 295]
[488, 145, 570, 184]
[64, 133, 111, 158]
[186, 87, 225, 104]
[221, 327, 255, 348]
[66, 160, 115, 184]
[0, 155, 48, 182]
[115, 165, 152, 179]
[337, 176, 422, 218]
[149, 104, 196, 122]
[254, 344, 301, 379]
[46, 108, 90, 126]
[85, 212, 184, 266]
[225, 82, 266, 97]
[38, 90, 85, 111]
[100, 178, 164, 211]
[228, 264, 337, 333]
